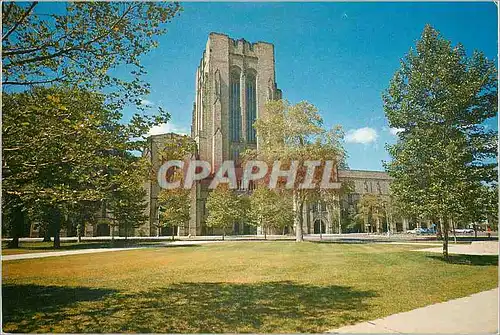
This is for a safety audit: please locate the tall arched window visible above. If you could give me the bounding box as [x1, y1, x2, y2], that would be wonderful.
[246, 71, 257, 143]
[229, 67, 241, 142]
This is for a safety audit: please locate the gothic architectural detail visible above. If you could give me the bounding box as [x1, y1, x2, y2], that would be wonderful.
[32, 33, 404, 239]
[140, 34, 400, 237]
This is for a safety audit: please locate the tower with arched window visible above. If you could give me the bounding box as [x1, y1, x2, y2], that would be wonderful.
[189, 33, 282, 235]
[191, 33, 282, 172]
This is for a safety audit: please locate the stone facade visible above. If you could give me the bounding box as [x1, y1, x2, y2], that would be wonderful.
[28, 33, 406, 239]
[189, 33, 282, 235]
[141, 33, 400, 237]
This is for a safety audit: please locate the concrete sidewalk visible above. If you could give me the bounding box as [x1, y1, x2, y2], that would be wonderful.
[1, 247, 144, 261]
[415, 241, 499, 256]
[329, 288, 499, 334]
[1, 240, 225, 261]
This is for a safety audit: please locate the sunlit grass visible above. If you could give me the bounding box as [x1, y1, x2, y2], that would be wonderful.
[2, 242, 498, 333]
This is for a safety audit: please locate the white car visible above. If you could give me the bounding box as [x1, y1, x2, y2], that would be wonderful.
[452, 228, 474, 234]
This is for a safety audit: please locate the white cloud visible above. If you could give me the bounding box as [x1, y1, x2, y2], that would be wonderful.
[140, 99, 154, 106]
[389, 127, 404, 135]
[345, 127, 378, 144]
[147, 122, 189, 136]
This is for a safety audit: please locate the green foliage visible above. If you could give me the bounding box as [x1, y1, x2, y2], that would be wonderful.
[155, 135, 196, 234]
[2, 86, 156, 245]
[249, 100, 348, 241]
[158, 189, 190, 232]
[383, 25, 498, 257]
[106, 159, 149, 239]
[2, 2, 181, 110]
[353, 194, 385, 233]
[205, 186, 248, 237]
[248, 187, 293, 235]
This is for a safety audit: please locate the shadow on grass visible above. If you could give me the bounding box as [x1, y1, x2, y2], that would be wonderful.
[2, 284, 118, 332]
[3, 281, 377, 333]
[426, 254, 499, 266]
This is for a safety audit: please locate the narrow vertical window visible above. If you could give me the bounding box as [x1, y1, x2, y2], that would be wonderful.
[246, 72, 257, 143]
[229, 68, 241, 142]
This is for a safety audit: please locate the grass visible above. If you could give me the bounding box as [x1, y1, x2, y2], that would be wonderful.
[1, 240, 163, 255]
[2, 242, 498, 333]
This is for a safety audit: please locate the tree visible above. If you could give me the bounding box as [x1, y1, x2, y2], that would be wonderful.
[251, 100, 347, 242]
[248, 187, 293, 239]
[205, 185, 247, 240]
[2, 2, 181, 109]
[2, 86, 164, 247]
[106, 158, 149, 241]
[158, 189, 190, 240]
[322, 179, 353, 234]
[154, 134, 196, 239]
[383, 25, 497, 260]
[354, 194, 385, 233]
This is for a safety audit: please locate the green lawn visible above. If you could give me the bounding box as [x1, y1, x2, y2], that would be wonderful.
[2, 242, 498, 333]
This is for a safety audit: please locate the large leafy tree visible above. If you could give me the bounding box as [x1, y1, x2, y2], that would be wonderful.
[2, 87, 161, 247]
[251, 100, 347, 242]
[383, 25, 497, 259]
[2, 1, 180, 109]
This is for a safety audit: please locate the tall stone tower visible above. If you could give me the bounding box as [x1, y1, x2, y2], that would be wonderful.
[192, 32, 281, 169]
[190, 33, 282, 235]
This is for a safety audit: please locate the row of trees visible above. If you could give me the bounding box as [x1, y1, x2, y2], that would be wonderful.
[205, 185, 294, 240]
[2, 2, 182, 247]
[152, 100, 350, 241]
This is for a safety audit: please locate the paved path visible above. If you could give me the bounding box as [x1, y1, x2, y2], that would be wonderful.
[1, 247, 144, 261]
[1, 240, 225, 261]
[415, 241, 498, 256]
[329, 288, 499, 334]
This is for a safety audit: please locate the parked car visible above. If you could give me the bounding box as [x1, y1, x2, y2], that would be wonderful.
[452, 228, 474, 234]
[407, 228, 433, 235]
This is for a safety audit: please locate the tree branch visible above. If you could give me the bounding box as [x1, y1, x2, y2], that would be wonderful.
[2, 2, 38, 42]
[5, 3, 139, 68]
[2, 75, 67, 86]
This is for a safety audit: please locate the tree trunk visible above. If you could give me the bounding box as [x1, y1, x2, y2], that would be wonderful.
[52, 208, 61, 249]
[451, 218, 457, 244]
[7, 206, 24, 248]
[222, 227, 225, 241]
[42, 227, 52, 242]
[338, 200, 342, 235]
[171, 226, 175, 241]
[8, 236, 20, 249]
[294, 194, 304, 242]
[435, 218, 442, 239]
[439, 217, 449, 261]
[264, 226, 267, 240]
[473, 224, 478, 238]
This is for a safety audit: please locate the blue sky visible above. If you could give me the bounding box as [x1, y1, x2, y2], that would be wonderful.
[38, 2, 500, 171]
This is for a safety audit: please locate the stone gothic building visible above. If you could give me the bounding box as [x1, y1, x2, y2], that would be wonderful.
[27, 33, 410, 239]
[142, 33, 399, 237]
